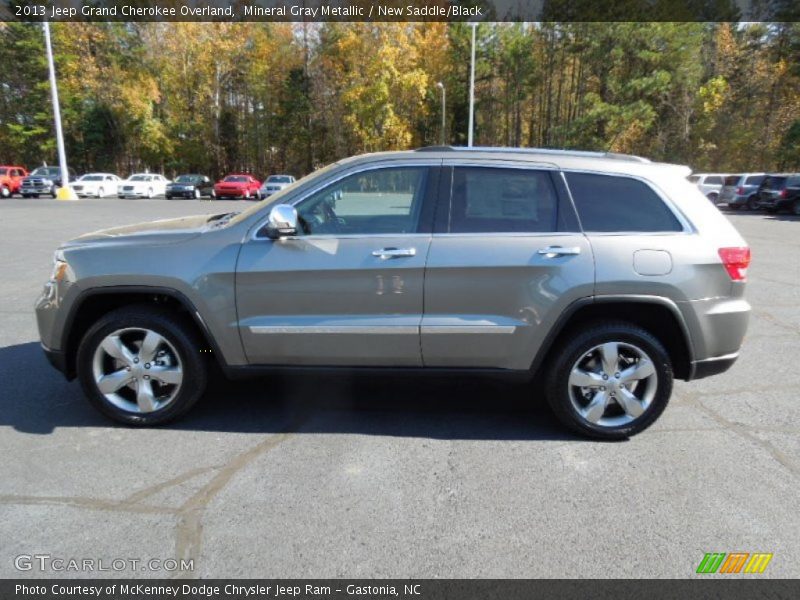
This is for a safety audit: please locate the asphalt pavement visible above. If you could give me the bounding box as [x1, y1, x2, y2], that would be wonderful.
[0, 196, 798, 578]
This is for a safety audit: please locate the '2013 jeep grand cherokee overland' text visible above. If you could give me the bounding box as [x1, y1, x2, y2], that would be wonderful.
[36, 147, 751, 439]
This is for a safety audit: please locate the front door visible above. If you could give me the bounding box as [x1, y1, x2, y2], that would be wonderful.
[236, 164, 439, 366]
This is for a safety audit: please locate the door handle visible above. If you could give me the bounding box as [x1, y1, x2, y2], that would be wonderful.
[372, 247, 416, 259]
[537, 246, 581, 257]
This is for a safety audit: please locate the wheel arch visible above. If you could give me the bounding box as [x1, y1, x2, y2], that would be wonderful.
[530, 296, 694, 381]
[61, 286, 226, 380]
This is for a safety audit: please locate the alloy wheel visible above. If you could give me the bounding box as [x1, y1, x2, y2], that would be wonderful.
[568, 341, 658, 427]
[92, 327, 183, 414]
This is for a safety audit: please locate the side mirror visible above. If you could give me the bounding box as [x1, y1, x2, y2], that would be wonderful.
[267, 204, 298, 238]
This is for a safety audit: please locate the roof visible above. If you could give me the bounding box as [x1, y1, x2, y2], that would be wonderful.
[333, 146, 690, 179]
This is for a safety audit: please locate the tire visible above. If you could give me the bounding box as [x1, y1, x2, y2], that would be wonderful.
[165, 194, 172, 200]
[707, 192, 718, 205]
[243, 190, 251, 200]
[194, 188, 201, 199]
[0, 186, 9, 198]
[747, 196, 759, 211]
[118, 195, 125, 199]
[147, 188, 154, 199]
[544, 321, 673, 440]
[97, 187, 105, 198]
[728, 204, 739, 211]
[51, 186, 57, 198]
[76, 306, 208, 426]
[211, 190, 217, 200]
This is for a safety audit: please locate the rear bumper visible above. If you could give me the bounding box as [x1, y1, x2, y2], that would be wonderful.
[689, 353, 738, 380]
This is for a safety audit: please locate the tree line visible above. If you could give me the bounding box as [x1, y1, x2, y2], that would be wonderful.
[1, 22, 799, 179]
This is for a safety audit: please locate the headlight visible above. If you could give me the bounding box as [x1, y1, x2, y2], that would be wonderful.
[50, 251, 69, 282]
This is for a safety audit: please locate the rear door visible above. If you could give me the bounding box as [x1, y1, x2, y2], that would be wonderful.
[421, 163, 594, 370]
[236, 162, 440, 366]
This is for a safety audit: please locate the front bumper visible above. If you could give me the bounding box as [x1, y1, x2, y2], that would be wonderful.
[41, 343, 70, 377]
[21, 185, 54, 195]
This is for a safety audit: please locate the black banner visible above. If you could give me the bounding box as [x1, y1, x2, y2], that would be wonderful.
[3, 580, 800, 600]
[2, 0, 800, 22]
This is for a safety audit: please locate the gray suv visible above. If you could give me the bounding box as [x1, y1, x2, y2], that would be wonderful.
[35, 147, 751, 439]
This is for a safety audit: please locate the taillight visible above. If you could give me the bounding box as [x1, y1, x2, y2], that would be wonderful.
[736, 186, 745, 195]
[718, 247, 751, 281]
[780, 189, 788, 198]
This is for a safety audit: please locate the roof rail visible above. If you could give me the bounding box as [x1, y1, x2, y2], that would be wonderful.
[414, 145, 650, 163]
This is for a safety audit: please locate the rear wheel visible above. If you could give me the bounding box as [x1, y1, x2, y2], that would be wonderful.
[51, 185, 57, 198]
[147, 188, 154, 199]
[77, 306, 207, 426]
[747, 196, 759, 211]
[707, 192, 718, 205]
[545, 321, 673, 440]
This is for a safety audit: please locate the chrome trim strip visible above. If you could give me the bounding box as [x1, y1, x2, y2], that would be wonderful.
[421, 326, 517, 334]
[249, 325, 418, 335]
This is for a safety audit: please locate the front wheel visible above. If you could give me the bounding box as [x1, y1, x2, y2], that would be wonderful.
[545, 321, 673, 440]
[243, 190, 251, 200]
[97, 187, 105, 198]
[76, 306, 207, 426]
[0, 186, 9, 198]
[194, 188, 201, 199]
[210, 190, 217, 200]
[147, 188, 154, 199]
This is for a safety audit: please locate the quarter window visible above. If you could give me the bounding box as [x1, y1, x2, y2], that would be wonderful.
[448, 168, 558, 233]
[294, 167, 427, 235]
[565, 172, 682, 233]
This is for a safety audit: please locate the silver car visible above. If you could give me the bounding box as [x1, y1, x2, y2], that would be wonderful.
[35, 147, 751, 439]
[259, 174, 296, 198]
[720, 173, 766, 210]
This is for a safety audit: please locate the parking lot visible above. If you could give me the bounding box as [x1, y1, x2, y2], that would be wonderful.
[0, 196, 798, 578]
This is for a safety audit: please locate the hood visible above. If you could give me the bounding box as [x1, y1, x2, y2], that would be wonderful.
[64, 214, 217, 247]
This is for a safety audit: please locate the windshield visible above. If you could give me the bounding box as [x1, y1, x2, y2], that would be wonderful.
[228, 161, 341, 227]
[32, 167, 60, 177]
[223, 176, 248, 183]
[129, 175, 151, 182]
[175, 175, 201, 183]
[80, 175, 103, 181]
[267, 176, 292, 183]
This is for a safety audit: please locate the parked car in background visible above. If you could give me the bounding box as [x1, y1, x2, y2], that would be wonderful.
[755, 173, 800, 214]
[721, 173, 766, 210]
[21, 166, 77, 198]
[214, 174, 261, 199]
[36, 147, 751, 440]
[688, 173, 727, 203]
[117, 173, 170, 199]
[0, 165, 29, 197]
[259, 174, 296, 198]
[73, 173, 121, 198]
[166, 174, 215, 199]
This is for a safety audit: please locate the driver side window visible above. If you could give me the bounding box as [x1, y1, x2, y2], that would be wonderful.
[294, 167, 427, 236]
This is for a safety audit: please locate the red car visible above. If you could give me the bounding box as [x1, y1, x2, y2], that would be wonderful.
[213, 174, 262, 200]
[0, 166, 29, 198]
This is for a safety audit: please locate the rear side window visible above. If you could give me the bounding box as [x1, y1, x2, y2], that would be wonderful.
[745, 175, 764, 185]
[763, 176, 786, 190]
[705, 175, 723, 185]
[724, 175, 741, 186]
[565, 172, 682, 233]
[448, 168, 558, 233]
